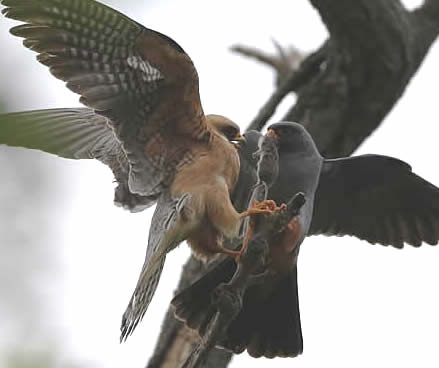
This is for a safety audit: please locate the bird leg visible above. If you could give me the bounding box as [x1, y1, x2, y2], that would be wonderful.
[215, 248, 242, 259]
[234, 217, 256, 263]
[234, 200, 287, 262]
[239, 199, 277, 218]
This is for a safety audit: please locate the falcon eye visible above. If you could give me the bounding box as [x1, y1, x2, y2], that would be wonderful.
[224, 126, 238, 139]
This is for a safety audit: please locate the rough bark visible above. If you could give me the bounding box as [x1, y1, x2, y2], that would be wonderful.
[246, 0, 439, 158]
[146, 0, 439, 367]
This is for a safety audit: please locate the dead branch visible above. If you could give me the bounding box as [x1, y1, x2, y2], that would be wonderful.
[231, 41, 306, 85]
[146, 1, 439, 367]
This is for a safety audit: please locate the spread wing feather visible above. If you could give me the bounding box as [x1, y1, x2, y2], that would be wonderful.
[2, 0, 210, 198]
[309, 155, 439, 248]
[120, 192, 192, 340]
[0, 108, 114, 159]
[0, 108, 156, 211]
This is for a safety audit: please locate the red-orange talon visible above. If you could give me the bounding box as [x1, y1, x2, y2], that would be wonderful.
[219, 248, 241, 259]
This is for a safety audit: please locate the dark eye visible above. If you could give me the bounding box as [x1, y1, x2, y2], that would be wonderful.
[224, 127, 237, 138]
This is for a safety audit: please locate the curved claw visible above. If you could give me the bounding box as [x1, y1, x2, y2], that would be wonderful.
[239, 199, 279, 218]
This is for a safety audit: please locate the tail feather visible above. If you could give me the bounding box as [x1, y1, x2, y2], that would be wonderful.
[172, 259, 303, 358]
[172, 257, 236, 330]
[224, 267, 303, 358]
[120, 256, 166, 341]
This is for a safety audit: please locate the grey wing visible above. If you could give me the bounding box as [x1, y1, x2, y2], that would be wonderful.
[309, 154, 439, 248]
[120, 192, 191, 340]
[231, 130, 261, 237]
[0, 108, 156, 212]
[254, 133, 279, 188]
[232, 130, 261, 211]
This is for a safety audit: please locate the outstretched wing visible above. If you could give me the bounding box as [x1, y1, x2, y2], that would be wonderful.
[2, 0, 210, 198]
[120, 192, 191, 340]
[309, 154, 439, 248]
[0, 108, 113, 159]
[0, 108, 156, 212]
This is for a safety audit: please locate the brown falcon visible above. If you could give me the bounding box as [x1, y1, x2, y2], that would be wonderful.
[0, 0, 272, 340]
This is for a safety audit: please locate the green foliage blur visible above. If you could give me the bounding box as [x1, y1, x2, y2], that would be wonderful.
[0, 1, 161, 367]
[0, 1, 137, 366]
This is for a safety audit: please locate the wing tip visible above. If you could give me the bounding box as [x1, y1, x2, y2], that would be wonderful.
[120, 306, 141, 342]
[1, 7, 10, 17]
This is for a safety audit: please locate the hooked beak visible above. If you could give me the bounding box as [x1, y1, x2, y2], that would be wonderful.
[231, 133, 246, 149]
[266, 129, 279, 142]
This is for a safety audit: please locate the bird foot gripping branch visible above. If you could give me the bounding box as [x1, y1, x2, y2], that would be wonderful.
[174, 133, 307, 368]
[176, 194, 306, 368]
[235, 199, 287, 263]
[239, 199, 279, 218]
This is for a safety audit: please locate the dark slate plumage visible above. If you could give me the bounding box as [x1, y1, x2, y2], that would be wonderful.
[253, 132, 279, 189]
[173, 121, 439, 359]
[309, 155, 439, 247]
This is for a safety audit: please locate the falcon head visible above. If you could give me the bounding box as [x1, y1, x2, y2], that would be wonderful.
[266, 121, 319, 156]
[207, 114, 245, 148]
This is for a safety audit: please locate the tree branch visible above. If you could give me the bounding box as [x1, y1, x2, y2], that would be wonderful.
[146, 0, 439, 367]
[231, 41, 306, 86]
[146, 255, 235, 368]
[245, 45, 326, 132]
[289, 0, 439, 157]
[412, 0, 439, 58]
[239, 0, 439, 157]
[174, 134, 304, 368]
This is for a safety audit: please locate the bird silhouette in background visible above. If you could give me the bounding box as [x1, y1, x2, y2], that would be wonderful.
[0, 0, 276, 340]
[173, 121, 439, 358]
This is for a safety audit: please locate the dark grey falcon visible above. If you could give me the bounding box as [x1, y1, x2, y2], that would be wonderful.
[173, 121, 439, 359]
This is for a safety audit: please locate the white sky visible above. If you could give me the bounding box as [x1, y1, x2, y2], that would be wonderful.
[2, 0, 439, 367]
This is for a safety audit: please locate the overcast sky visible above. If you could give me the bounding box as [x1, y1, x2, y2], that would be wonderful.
[1, 0, 439, 367]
